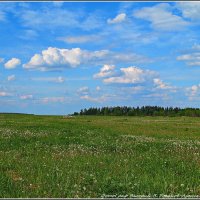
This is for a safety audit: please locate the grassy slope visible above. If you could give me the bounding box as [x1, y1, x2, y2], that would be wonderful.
[0, 114, 200, 197]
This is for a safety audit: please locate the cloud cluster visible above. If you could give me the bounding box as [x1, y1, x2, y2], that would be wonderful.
[23, 47, 109, 71]
[95, 65, 157, 84]
[23, 47, 148, 71]
[92, 65, 177, 103]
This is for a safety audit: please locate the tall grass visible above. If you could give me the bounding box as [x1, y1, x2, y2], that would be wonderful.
[0, 114, 199, 197]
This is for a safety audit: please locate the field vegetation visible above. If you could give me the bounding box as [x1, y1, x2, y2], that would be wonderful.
[0, 114, 200, 197]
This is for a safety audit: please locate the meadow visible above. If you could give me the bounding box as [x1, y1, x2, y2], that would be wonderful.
[0, 114, 200, 198]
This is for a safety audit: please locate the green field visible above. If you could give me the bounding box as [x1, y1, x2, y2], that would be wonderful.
[0, 114, 200, 198]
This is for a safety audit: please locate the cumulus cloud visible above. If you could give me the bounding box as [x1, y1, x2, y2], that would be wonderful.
[94, 65, 177, 99]
[23, 47, 109, 71]
[7, 75, 16, 81]
[177, 2, 200, 20]
[107, 13, 126, 24]
[20, 94, 33, 100]
[23, 46, 149, 71]
[4, 58, 21, 69]
[102, 66, 157, 84]
[133, 3, 189, 31]
[93, 64, 115, 78]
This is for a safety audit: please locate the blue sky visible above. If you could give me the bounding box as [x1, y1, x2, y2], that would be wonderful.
[1, 2, 200, 115]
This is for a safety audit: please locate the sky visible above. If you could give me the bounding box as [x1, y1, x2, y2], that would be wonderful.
[1, 1, 200, 115]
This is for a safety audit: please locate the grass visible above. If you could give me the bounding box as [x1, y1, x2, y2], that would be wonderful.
[0, 114, 200, 198]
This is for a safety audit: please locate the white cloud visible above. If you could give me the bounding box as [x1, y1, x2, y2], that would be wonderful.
[80, 12, 104, 31]
[58, 35, 100, 44]
[0, 58, 4, 63]
[20, 94, 33, 100]
[143, 93, 170, 100]
[40, 97, 67, 104]
[23, 47, 109, 71]
[31, 76, 65, 83]
[23, 46, 149, 71]
[177, 52, 200, 66]
[19, 9, 79, 29]
[80, 93, 124, 103]
[110, 53, 150, 64]
[53, 2, 64, 8]
[77, 86, 90, 95]
[133, 3, 189, 31]
[103, 66, 157, 84]
[57, 76, 65, 83]
[0, 91, 11, 97]
[7, 75, 15, 81]
[107, 13, 126, 24]
[80, 94, 107, 103]
[192, 44, 200, 51]
[0, 11, 6, 21]
[96, 86, 101, 91]
[4, 58, 21, 69]
[177, 44, 200, 66]
[153, 78, 175, 90]
[19, 7, 104, 31]
[130, 86, 144, 93]
[19, 29, 38, 40]
[186, 84, 200, 100]
[177, 2, 200, 20]
[93, 64, 115, 79]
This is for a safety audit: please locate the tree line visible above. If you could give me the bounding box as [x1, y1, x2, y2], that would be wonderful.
[73, 106, 200, 117]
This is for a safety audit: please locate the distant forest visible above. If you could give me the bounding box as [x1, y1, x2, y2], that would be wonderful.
[73, 106, 200, 117]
